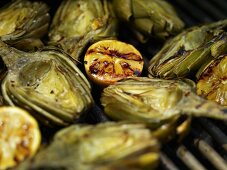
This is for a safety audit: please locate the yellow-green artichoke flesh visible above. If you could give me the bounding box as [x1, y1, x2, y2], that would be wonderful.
[101, 77, 227, 128]
[16, 122, 160, 170]
[49, 0, 118, 62]
[0, 41, 93, 126]
[148, 20, 227, 79]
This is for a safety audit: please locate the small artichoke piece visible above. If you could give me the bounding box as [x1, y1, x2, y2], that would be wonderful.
[17, 122, 160, 170]
[0, 106, 41, 170]
[49, 0, 118, 62]
[84, 40, 144, 86]
[113, 0, 184, 42]
[101, 77, 227, 128]
[148, 20, 227, 79]
[197, 54, 227, 106]
[0, 42, 93, 126]
[0, 0, 50, 50]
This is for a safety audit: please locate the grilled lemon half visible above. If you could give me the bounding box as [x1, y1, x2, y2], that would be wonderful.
[0, 106, 41, 170]
[84, 40, 144, 86]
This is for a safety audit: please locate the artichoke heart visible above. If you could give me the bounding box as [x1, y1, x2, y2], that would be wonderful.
[113, 0, 184, 42]
[101, 77, 227, 128]
[197, 54, 227, 106]
[0, 41, 93, 126]
[16, 122, 160, 170]
[148, 19, 227, 79]
[0, 0, 50, 50]
[49, 0, 118, 62]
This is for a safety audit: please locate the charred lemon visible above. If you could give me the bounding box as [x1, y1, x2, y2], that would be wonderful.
[0, 106, 41, 170]
[197, 55, 227, 106]
[84, 40, 144, 86]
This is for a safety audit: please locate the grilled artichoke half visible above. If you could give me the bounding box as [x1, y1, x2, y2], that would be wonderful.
[113, 0, 184, 42]
[101, 77, 227, 128]
[0, 106, 41, 170]
[148, 19, 227, 79]
[0, 41, 93, 126]
[16, 122, 160, 170]
[0, 0, 50, 50]
[197, 54, 227, 106]
[49, 0, 118, 62]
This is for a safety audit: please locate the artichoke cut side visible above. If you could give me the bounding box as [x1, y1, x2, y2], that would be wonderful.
[0, 0, 50, 50]
[16, 122, 160, 170]
[0, 44, 93, 126]
[197, 55, 227, 106]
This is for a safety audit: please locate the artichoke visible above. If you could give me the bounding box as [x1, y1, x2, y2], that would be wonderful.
[101, 77, 227, 128]
[49, 0, 118, 62]
[0, 106, 41, 170]
[112, 0, 184, 42]
[0, 41, 93, 126]
[84, 40, 144, 86]
[0, 0, 50, 50]
[148, 19, 227, 79]
[197, 54, 227, 106]
[16, 122, 160, 170]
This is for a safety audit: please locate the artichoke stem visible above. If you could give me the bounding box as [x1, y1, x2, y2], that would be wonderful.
[179, 95, 227, 120]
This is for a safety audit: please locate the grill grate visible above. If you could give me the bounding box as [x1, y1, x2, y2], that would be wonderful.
[158, 0, 227, 169]
[0, 0, 226, 169]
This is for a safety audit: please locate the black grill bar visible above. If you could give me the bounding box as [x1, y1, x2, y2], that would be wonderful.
[209, 0, 227, 13]
[160, 152, 180, 170]
[176, 145, 206, 170]
[191, 0, 227, 20]
[170, 0, 213, 24]
[199, 119, 227, 152]
[194, 139, 227, 170]
[156, 0, 227, 169]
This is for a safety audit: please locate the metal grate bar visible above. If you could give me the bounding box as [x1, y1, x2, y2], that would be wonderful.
[209, 0, 227, 13]
[171, 3, 198, 26]
[199, 119, 227, 152]
[191, 0, 227, 20]
[176, 145, 207, 170]
[194, 139, 227, 170]
[171, 0, 213, 23]
[160, 152, 180, 170]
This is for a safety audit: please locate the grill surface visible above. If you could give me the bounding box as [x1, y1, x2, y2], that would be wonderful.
[158, 0, 227, 169]
[0, 0, 227, 170]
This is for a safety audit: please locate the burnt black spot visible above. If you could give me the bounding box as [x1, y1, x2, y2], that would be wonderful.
[184, 92, 190, 97]
[134, 70, 141, 76]
[177, 46, 186, 56]
[121, 62, 130, 68]
[84, 61, 87, 64]
[90, 67, 99, 74]
[87, 49, 95, 55]
[50, 90, 54, 94]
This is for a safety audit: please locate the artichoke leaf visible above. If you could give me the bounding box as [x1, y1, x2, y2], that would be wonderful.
[113, 0, 184, 42]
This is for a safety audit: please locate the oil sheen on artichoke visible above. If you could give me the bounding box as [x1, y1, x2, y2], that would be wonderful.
[197, 54, 227, 106]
